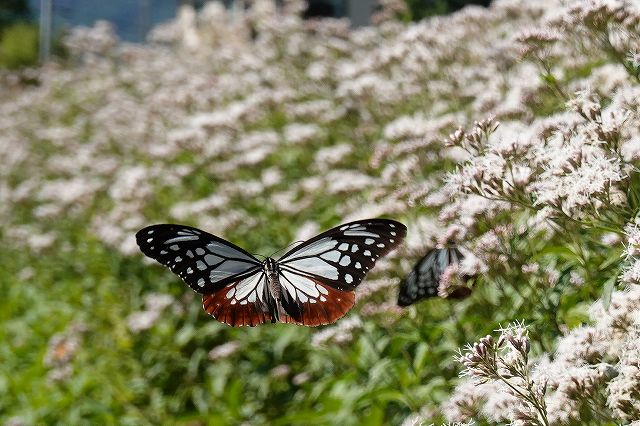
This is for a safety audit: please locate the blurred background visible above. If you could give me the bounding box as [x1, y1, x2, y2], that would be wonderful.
[3, 0, 640, 425]
[1, 0, 492, 67]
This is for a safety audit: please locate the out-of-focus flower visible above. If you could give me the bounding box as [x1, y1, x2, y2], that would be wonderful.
[292, 372, 311, 385]
[311, 316, 362, 347]
[270, 364, 291, 379]
[127, 293, 175, 333]
[208, 341, 241, 360]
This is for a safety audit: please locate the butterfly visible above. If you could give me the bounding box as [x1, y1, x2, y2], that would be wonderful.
[397, 247, 472, 306]
[136, 219, 406, 327]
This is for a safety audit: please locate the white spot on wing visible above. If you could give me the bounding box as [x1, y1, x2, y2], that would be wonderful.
[186, 250, 194, 258]
[197, 278, 205, 287]
[281, 279, 297, 300]
[339, 255, 351, 266]
[345, 274, 353, 284]
[338, 243, 349, 251]
[283, 237, 338, 260]
[355, 262, 361, 269]
[234, 273, 263, 300]
[206, 242, 254, 261]
[285, 258, 339, 280]
[351, 245, 358, 253]
[281, 271, 320, 297]
[320, 250, 341, 262]
[147, 230, 154, 234]
[364, 239, 374, 245]
[204, 254, 224, 266]
[377, 243, 385, 248]
[196, 248, 205, 255]
[364, 250, 371, 256]
[196, 261, 207, 270]
[170, 245, 180, 250]
[343, 230, 380, 238]
[317, 285, 329, 295]
[164, 235, 199, 244]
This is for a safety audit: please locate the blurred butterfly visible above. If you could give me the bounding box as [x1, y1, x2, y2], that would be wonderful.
[136, 219, 406, 327]
[397, 247, 472, 306]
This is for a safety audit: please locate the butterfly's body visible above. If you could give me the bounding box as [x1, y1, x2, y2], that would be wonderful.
[137, 219, 406, 327]
[264, 258, 281, 300]
[263, 257, 286, 323]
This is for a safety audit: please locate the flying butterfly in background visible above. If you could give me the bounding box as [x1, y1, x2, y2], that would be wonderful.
[136, 219, 406, 327]
[397, 247, 472, 307]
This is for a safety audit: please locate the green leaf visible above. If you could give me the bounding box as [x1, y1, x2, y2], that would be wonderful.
[412, 342, 429, 374]
[602, 276, 616, 310]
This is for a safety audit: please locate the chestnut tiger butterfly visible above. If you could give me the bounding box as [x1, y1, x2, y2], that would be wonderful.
[136, 219, 406, 327]
[397, 246, 472, 306]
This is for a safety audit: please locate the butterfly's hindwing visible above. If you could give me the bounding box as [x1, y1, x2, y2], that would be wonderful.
[202, 272, 275, 327]
[135, 224, 261, 294]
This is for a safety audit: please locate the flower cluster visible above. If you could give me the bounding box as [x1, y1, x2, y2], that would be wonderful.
[445, 287, 640, 424]
[452, 322, 549, 425]
[126, 293, 176, 332]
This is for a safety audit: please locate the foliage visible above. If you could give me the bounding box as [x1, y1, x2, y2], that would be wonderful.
[0, 22, 38, 69]
[0, 0, 30, 32]
[404, 0, 492, 21]
[0, 0, 639, 425]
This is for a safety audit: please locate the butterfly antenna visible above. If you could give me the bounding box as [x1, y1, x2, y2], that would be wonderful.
[268, 240, 305, 258]
[252, 253, 266, 260]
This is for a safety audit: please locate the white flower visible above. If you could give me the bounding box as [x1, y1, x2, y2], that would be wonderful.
[314, 144, 353, 168]
[311, 316, 362, 347]
[208, 341, 241, 360]
[127, 310, 160, 333]
[283, 123, 322, 144]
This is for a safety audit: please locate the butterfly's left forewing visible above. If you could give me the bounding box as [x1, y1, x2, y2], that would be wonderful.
[277, 219, 406, 326]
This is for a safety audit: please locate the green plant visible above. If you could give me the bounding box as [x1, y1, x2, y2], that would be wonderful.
[0, 22, 38, 69]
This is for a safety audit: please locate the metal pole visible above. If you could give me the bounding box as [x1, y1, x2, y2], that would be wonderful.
[39, 0, 53, 63]
[139, 0, 151, 42]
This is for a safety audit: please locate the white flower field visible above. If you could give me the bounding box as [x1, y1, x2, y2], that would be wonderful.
[1, 0, 639, 424]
